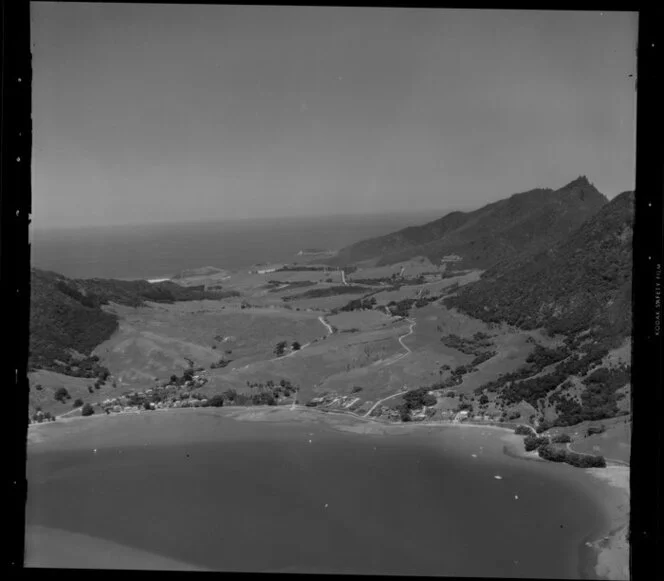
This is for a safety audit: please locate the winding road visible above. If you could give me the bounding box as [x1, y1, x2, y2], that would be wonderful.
[364, 388, 408, 418]
[382, 317, 416, 367]
[318, 316, 335, 335]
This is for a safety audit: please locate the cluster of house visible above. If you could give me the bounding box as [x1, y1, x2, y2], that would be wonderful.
[440, 254, 463, 263]
[250, 264, 284, 275]
[307, 394, 364, 411]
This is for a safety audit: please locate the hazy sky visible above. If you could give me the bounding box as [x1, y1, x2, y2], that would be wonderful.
[32, 4, 637, 229]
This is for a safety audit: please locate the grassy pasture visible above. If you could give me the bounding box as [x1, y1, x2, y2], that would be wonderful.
[94, 302, 325, 388]
[327, 310, 391, 331]
[28, 370, 115, 418]
[567, 418, 631, 464]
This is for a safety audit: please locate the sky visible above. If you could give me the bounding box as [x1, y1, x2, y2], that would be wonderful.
[31, 4, 638, 229]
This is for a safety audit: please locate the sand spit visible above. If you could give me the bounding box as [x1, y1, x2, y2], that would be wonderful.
[585, 466, 630, 581]
[25, 526, 207, 570]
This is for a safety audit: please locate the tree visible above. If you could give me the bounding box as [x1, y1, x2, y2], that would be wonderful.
[54, 387, 70, 403]
[479, 394, 489, 405]
[396, 403, 411, 422]
[274, 341, 288, 357]
[81, 403, 94, 416]
[73, 398, 84, 408]
[292, 341, 301, 351]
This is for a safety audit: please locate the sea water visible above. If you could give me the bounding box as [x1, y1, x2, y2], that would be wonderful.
[25, 412, 607, 577]
[30, 212, 438, 280]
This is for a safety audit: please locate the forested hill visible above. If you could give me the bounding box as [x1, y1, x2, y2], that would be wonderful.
[445, 191, 634, 346]
[329, 176, 607, 269]
[29, 268, 231, 376]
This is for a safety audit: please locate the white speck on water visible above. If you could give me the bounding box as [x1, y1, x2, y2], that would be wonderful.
[514, 495, 519, 499]
[494, 475, 503, 480]
[471, 454, 477, 458]
[93, 449, 97, 453]
[309, 439, 312, 443]
[324, 503, 329, 508]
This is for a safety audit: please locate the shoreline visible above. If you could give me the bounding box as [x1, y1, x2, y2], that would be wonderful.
[27, 405, 628, 579]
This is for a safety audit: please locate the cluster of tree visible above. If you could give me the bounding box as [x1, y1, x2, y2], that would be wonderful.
[414, 294, 441, 308]
[544, 364, 629, 427]
[210, 358, 232, 369]
[525, 344, 570, 369]
[514, 424, 536, 436]
[451, 364, 478, 377]
[273, 341, 301, 357]
[245, 378, 297, 399]
[403, 387, 438, 409]
[440, 332, 494, 356]
[284, 285, 373, 301]
[387, 298, 417, 318]
[524, 435, 551, 452]
[395, 387, 439, 421]
[537, 444, 606, 468]
[551, 433, 572, 443]
[471, 351, 497, 367]
[350, 278, 392, 287]
[339, 296, 377, 312]
[30, 409, 55, 423]
[276, 266, 328, 272]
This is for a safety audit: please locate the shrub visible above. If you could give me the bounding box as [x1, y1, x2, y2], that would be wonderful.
[514, 425, 534, 436]
[292, 341, 301, 351]
[587, 424, 606, 436]
[352, 386, 363, 394]
[73, 398, 84, 408]
[35, 384, 43, 391]
[81, 403, 94, 416]
[552, 433, 572, 444]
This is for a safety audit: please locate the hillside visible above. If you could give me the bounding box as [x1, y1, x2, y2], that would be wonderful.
[329, 177, 607, 270]
[445, 191, 634, 345]
[29, 268, 233, 376]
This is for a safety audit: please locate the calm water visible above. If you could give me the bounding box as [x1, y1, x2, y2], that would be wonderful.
[26, 412, 607, 577]
[31, 212, 439, 280]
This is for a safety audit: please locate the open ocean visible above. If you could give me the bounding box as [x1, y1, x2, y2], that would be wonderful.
[26, 411, 607, 577]
[31, 212, 440, 280]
